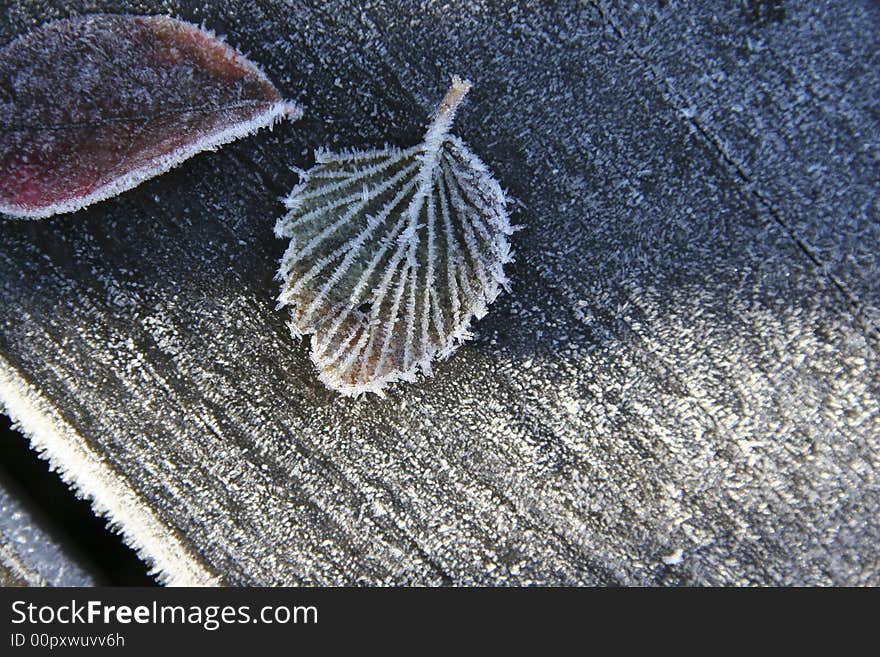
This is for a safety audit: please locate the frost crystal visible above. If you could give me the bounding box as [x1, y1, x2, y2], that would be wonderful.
[276, 77, 515, 397]
[0, 15, 300, 219]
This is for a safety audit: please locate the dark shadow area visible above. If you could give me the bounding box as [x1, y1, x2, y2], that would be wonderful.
[0, 414, 157, 586]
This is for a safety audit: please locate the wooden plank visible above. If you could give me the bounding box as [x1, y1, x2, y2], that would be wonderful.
[0, 477, 95, 586]
[1, 0, 877, 584]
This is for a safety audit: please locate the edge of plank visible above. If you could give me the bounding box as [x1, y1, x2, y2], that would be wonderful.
[0, 478, 96, 586]
[0, 355, 220, 586]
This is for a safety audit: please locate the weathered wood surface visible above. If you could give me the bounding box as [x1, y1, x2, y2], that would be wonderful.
[0, 477, 95, 586]
[0, 0, 877, 585]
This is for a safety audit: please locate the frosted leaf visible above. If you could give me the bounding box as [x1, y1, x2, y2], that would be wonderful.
[0, 15, 301, 219]
[276, 77, 515, 397]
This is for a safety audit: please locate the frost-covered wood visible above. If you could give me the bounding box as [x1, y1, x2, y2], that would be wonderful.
[0, 1, 878, 585]
[0, 477, 95, 586]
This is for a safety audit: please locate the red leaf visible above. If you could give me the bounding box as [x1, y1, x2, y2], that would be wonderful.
[0, 14, 300, 219]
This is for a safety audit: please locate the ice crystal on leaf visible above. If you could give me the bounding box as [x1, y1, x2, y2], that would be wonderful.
[0, 15, 300, 219]
[276, 77, 515, 397]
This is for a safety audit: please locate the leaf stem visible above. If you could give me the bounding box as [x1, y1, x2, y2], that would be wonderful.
[424, 76, 472, 146]
[436, 76, 472, 122]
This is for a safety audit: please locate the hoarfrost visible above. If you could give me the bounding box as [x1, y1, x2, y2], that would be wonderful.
[276, 77, 515, 396]
[0, 14, 300, 219]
